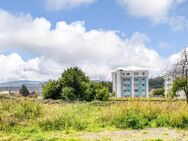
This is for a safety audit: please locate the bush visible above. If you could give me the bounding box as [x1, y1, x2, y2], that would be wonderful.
[39, 115, 88, 131]
[14, 100, 42, 120]
[152, 88, 165, 97]
[0, 99, 42, 130]
[82, 82, 96, 102]
[96, 87, 109, 101]
[150, 115, 169, 128]
[42, 80, 61, 100]
[114, 110, 148, 129]
[61, 87, 76, 101]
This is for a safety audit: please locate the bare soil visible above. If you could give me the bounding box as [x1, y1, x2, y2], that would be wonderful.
[77, 128, 188, 141]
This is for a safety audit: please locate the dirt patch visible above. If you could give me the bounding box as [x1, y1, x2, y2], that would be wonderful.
[78, 128, 188, 141]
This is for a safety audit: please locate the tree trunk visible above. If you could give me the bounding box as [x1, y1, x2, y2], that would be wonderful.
[185, 89, 188, 104]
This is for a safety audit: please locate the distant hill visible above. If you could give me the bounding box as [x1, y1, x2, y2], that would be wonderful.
[0, 80, 44, 94]
[0, 80, 43, 88]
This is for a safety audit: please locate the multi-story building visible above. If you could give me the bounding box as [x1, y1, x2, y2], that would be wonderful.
[112, 69, 149, 98]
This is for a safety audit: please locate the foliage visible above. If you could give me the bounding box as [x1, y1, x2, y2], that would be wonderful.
[43, 67, 110, 101]
[149, 77, 164, 89]
[167, 89, 175, 99]
[172, 77, 188, 101]
[152, 88, 165, 97]
[19, 85, 29, 97]
[82, 82, 97, 102]
[42, 80, 61, 100]
[96, 87, 109, 101]
[61, 87, 76, 101]
[60, 67, 89, 101]
[168, 49, 188, 103]
[114, 109, 148, 129]
[98, 81, 112, 93]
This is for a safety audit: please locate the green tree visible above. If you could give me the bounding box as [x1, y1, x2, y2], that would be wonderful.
[61, 87, 76, 101]
[98, 81, 112, 93]
[60, 67, 89, 101]
[168, 49, 188, 103]
[42, 80, 61, 100]
[96, 87, 109, 101]
[172, 77, 188, 103]
[19, 85, 29, 97]
[82, 82, 97, 102]
[152, 88, 165, 97]
[42, 67, 110, 101]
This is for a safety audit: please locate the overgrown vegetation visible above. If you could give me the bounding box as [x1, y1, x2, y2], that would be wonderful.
[1, 97, 188, 140]
[42, 67, 110, 101]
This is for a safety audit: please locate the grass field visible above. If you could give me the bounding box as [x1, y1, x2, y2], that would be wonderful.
[1, 95, 188, 140]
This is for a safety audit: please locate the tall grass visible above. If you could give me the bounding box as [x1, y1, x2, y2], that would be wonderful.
[1, 98, 188, 135]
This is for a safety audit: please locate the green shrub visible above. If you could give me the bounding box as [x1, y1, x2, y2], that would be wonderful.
[14, 100, 42, 120]
[152, 88, 165, 97]
[61, 87, 76, 101]
[114, 110, 149, 129]
[0, 99, 42, 131]
[96, 87, 109, 101]
[39, 113, 88, 131]
[42, 80, 61, 100]
[150, 115, 169, 128]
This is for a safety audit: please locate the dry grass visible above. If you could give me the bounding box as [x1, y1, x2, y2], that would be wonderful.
[0, 97, 188, 140]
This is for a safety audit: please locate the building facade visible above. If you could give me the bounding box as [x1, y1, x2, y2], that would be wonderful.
[112, 69, 149, 98]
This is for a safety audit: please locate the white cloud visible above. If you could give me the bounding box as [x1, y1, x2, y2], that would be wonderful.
[169, 16, 188, 31]
[117, 0, 173, 22]
[0, 10, 169, 82]
[43, 0, 96, 11]
[0, 53, 64, 82]
[117, 0, 188, 31]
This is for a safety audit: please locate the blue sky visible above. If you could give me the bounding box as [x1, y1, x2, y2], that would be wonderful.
[0, 0, 187, 81]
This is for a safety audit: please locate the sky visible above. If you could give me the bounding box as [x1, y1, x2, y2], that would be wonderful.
[0, 0, 187, 82]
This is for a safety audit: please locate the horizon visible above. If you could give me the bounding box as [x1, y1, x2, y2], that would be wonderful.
[0, 0, 187, 82]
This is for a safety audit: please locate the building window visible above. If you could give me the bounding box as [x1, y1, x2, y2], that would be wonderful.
[142, 72, 145, 75]
[126, 73, 130, 76]
[135, 89, 138, 92]
[134, 72, 139, 75]
[142, 84, 145, 86]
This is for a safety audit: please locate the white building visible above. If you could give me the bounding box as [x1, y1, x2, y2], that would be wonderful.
[112, 69, 149, 98]
[164, 76, 186, 99]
